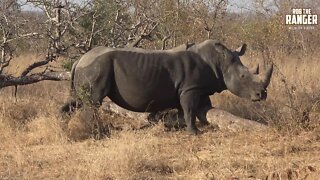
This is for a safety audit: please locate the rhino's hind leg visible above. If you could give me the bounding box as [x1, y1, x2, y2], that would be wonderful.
[147, 112, 158, 124]
[146, 109, 187, 131]
[81, 83, 111, 139]
[77, 105, 109, 139]
[72, 103, 110, 140]
[169, 108, 187, 129]
[69, 74, 113, 140]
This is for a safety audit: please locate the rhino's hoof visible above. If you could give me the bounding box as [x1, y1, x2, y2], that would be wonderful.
[187, 126, 200, 135]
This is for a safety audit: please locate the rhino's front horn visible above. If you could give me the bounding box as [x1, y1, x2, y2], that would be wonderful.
[261, 63, 274, 88]
[236, 44, 247, 56]
[249, 64, 259, 74]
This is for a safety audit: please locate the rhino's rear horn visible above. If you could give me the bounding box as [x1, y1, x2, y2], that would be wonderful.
[249, 64, 259, 75]
[261, 63, 273, 88]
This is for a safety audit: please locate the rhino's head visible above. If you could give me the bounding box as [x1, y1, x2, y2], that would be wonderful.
[215, 43, 273, 101]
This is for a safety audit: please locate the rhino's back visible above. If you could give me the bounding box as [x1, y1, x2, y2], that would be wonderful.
[76, 46, 113, 69]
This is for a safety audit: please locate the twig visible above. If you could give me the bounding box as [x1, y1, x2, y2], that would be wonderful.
[21, 55, 56, 76]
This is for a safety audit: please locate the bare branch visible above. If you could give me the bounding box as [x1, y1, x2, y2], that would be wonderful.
[0, 45, 13, 74]
[21, 56, 56, 76]
[0, 71, 71, 89]
[1, 32, 40, 44]
[87, 11, 98, 50]
[127, 22, 159, 48]
[162, 35, 171, 50]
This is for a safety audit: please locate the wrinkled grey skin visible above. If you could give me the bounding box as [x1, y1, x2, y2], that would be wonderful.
[61, 40, 273, 134]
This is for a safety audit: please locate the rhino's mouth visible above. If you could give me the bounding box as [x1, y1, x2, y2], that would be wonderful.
[251, 98, 261, 102]
[251, 89, 267, 102]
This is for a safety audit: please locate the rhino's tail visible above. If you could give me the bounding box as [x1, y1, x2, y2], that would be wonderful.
[60, 60, 82, 114]
[70, 59, 79, 96]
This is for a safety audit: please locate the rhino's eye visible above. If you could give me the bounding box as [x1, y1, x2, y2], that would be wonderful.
[240, 74, 245, 78]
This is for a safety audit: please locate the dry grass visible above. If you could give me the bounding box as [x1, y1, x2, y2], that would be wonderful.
[0, 54, 319, 179]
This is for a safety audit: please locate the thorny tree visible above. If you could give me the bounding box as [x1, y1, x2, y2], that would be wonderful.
[0, 0, 74, 89]
[0, 0, 161, 89]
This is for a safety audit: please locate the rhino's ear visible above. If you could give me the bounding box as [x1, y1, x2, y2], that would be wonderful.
[186, 42, 195, 49]
[214, 42, 226, 54]
[236, 44, 247, 56]
[215, 43, 233, 60]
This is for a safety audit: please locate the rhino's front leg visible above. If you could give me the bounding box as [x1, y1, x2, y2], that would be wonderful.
[196, 96, 212, 126]
[180, 92, 200, 135]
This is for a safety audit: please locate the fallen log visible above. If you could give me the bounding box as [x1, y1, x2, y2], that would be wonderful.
[102, 101, 267, 131]
[206, 108, 267, 131]
[0, 71, 71, 89]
